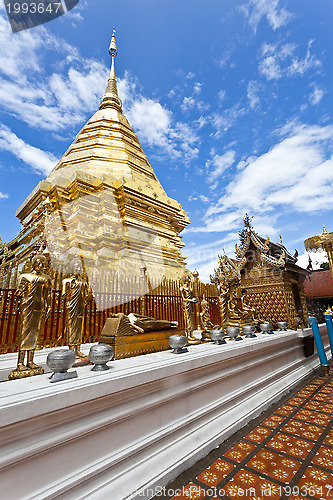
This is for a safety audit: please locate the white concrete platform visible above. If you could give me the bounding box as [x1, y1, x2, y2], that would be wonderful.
[0, 327, 331, 500]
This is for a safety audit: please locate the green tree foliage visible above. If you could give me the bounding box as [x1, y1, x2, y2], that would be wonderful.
[237, 213, 254, 251]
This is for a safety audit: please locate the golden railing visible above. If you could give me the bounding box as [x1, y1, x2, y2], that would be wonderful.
[0, 279, 220, 354]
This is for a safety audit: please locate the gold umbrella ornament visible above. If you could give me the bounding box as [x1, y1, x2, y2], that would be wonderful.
[304, 224, 333, 280]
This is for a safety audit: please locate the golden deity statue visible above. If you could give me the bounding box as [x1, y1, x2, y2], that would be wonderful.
[62, 257, 93, 362]
[180, 273, 200, 345]
[228, 287, 259, 326]
[199, 295, 213, 341]
[217, 281, 229, 328]
[9, 254, 51, 380]
[213, 244, 263, 329]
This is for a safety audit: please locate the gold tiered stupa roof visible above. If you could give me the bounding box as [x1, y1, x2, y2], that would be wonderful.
[44, 28, 168, 203]
[13, 30, 190, 283]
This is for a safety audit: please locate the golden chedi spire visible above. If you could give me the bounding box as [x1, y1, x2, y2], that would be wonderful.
[100, 28, 122, 112]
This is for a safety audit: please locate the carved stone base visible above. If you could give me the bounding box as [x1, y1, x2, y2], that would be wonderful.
[8, 366, 44, 381]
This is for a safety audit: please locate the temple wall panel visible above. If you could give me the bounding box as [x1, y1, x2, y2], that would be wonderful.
[241, 285, 289, 324]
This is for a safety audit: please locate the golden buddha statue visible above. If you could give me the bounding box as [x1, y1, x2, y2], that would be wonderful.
[180, 273, 200, 345]
[62, 256, 93, 362]
[9, 253, 51, 380]
[107, 312, 178, 335]
[228, 287, 259, 327]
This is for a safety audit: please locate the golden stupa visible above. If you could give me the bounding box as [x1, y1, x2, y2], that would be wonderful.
[12, 30, 190, 287]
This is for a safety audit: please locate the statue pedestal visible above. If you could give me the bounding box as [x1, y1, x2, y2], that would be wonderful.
[98, 318, 182, 359]
[0, 327, 330, 500]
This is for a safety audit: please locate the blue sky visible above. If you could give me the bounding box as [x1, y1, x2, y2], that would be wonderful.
[0, 0, 332, 280]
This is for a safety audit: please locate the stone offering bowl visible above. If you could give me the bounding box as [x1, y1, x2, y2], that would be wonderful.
[210, 328, 226, 345]
[47, 349, 75, 374]
[89, 344, 114, 371]
[260, 323, 273, 334]
[226, 326, 242, 341]
[277, 321, 288, 331]
[242, 325, 256, 338]
[169, 334, 188, 354]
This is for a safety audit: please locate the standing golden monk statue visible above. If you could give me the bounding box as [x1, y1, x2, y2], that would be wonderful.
[9, 254, 51, 380]
[180, 273, 200, 345]
[62, 256, 93, 363]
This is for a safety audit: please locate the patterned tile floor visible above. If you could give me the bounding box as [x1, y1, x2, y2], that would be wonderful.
[155, 369, 333, 500]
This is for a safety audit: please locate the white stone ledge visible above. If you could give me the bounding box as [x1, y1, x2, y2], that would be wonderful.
[0, 327, 331, 500]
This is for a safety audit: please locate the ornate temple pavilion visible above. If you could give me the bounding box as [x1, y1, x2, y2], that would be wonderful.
[240, 227, 309, 326]
[216, 221, 310, 327]
[2, 31, 190, 287]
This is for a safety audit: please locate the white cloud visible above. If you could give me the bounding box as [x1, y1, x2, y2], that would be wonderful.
[259, 53, 281, 80]
[210, 103, 247, 136]
[181, 96, 196, 111]
[123, 81, 199, 163]
[189, 194, 209, 204]
[0, 14, 107, 131]
[309, 86, 324, 105]
[128, 98, 172, 147]
[184, 234, 238, 281]
[0, 192, 8, 199]
[258, 41, 321, 81]
[179, 82, 208, 113]
[207, 123, 333, 219]
[60, 0, 86, 27]
[297, 249, 328, 270]
[241, 0, 292, 32]
[187, 122, 333, 241]
[288, 40, 321, 76]
[247, 80, 261, 109]
[206, 150, 236, 186]
[186, 210, 244, 233]
[193, 82, 202, 94]
[218, 48, 234, 68]
[218, 90, 226, 101]
[0, 125, 57, 174]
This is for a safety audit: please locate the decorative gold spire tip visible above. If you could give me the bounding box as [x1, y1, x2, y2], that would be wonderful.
[109, 27, 118, 57]
[323, 223, 328, 234]
[100, 28, 122, 112]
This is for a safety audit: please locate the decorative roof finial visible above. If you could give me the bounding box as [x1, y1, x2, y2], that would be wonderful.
[109, 27, 118, 57]
[99, 28, 122, 112]
[192, 268, 199, 279]
[323, 222, 328, 234]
